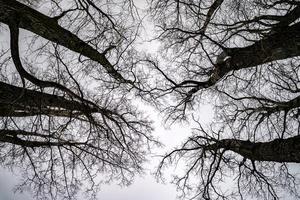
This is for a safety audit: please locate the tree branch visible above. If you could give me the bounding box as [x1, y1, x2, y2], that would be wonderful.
[0, 0, 132, 84]
[0, 81, 96, 117]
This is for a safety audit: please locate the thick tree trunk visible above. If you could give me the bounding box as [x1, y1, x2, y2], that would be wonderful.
[227, 24, 300, 70]
[0, 0, 130, 83]
[213, 22, 300, 83]
[185, 21, 300, 96]
[210, 135, 300, 163]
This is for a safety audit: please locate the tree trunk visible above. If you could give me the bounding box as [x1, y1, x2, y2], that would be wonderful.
[214, 22, 300, 83]
[211, 135, 300, 163]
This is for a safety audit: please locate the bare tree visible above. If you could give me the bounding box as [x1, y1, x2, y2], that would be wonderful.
[0, 0, 158, 199]
[148, 0, 300, 199]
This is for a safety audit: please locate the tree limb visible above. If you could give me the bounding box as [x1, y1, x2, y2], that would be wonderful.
[0, 0, 132, 84]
